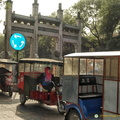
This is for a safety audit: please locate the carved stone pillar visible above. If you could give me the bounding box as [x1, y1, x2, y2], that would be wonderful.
[31, 0, 39, 58]
[4, 0, 13, 58]
[57, 3, 63, 60]
[74, 44, 78, 53]
[76, 12, 82, 52]
[29, 37, 34, 58]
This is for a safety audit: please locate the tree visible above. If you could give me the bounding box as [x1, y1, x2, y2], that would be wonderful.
[0, 0, 3, 7]
[0, 0, 7, 9]
[63, 42, 75, 55]
[63, 8, 77, 26]
[73, 0, 102, 43]
[0, 0, 3, 23]
[108, 35, 120, 50]
[38, 36, 56, 58]
[12, 50, 25, 61]
[71, 0, 120, 51]
[0, 35, 4, 52]
[99, 0, 120, 39]
[0, 0, 12, 23]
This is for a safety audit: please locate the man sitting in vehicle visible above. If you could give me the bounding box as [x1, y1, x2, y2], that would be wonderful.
[36, 67, 54, 100]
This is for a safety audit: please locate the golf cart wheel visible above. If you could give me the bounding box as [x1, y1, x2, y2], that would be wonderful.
[20, 93, 26, 105]
[57, 101, 65, 114]
[67, 110, 81, 120]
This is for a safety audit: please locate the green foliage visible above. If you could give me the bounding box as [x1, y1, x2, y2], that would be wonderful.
[12, 50, 25, 61]
[0, 0, 3, 7]
[0, 35, 4, 52]
[63, 8, 76, 25]
[38, 36, 56, 58]
[0, 0, 11, 24]
[99, 0, 120, 39]
[37, 36, 75, 58]
[63, 42, 75, 55]
[71, 0, 120, 51]
[108, 35, 120, 50]
[0, 0, 6, 9]
[73, 0, 102, 38]
[5, 2, 11, 9]
[0, 0, 12, 12]
[50, 12, 57, 18]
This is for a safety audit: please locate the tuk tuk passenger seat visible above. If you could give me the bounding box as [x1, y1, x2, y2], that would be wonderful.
[79, 75, 102, 99]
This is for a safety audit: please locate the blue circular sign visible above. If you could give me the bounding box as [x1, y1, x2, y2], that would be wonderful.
[10, 33, 26, 50]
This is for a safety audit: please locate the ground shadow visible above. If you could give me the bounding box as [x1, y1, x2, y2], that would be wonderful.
[0, 92, 20, 104]
[15, 102, 64, 120]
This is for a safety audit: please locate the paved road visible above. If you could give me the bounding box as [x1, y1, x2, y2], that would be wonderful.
[0, 91, 64, 120]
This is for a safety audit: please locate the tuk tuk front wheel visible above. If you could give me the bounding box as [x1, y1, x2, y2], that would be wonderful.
[57, 101, 65, 114]
[20, 93, 26, 105]
[67, 110, 81, 120]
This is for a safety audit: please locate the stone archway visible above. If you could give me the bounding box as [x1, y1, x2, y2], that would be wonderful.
[4, 0, 81, 60]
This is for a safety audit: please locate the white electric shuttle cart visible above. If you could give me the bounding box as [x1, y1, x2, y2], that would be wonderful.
[61, 51, 120, 120]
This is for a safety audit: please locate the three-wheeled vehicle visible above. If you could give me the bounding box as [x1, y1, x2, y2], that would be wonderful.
[18, 58, 64, 113]
[0, 59, 17, 97]
[61, 51, 120, 120]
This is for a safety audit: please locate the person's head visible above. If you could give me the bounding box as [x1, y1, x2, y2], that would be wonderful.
[45, 67, 52, 74]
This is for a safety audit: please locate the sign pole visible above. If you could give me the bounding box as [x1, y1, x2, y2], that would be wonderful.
[16, 50, 19, 83]
[16, 50, 19, 62]
[10, 33, 26, 84]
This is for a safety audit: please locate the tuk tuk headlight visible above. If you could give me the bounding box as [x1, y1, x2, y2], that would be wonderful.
[59, 86, 62, 93]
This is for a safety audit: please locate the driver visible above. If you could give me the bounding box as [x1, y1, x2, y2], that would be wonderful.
[36, 67, 54, 100]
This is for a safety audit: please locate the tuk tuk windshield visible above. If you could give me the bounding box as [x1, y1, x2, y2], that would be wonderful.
[19, 58, 63, 77]
[64, 57, 103, 75]
[64, 58, 79, 75]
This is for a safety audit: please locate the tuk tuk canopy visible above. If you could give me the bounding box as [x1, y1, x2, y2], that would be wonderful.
[65, 51, 120, 58]
[0, 59, 17, 64]
[19, 58, 63, 66]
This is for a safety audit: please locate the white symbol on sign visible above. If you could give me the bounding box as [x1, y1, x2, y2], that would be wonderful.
[19, 41, 25, 47]
[14, 35, 22, 38]
[12, 40, 17, 48]
[10, 33, 26, 50]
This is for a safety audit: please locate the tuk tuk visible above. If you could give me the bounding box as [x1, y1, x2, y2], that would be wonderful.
[0, 59, 17, 97]
[18, 58, 64, 113]
[61, 51, 120, 120]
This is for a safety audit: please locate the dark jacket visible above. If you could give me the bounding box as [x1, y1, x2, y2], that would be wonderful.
[36, 73, 54, 86]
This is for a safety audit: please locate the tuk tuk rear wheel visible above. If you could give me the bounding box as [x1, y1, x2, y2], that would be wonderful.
[20, 93, 26, 105]
[8, 86, 13, 97]
[9, 90, 13, 97]
[67, 110, 81, 120]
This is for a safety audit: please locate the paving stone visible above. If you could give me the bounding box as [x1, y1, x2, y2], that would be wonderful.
[0, 92, 64, 120]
